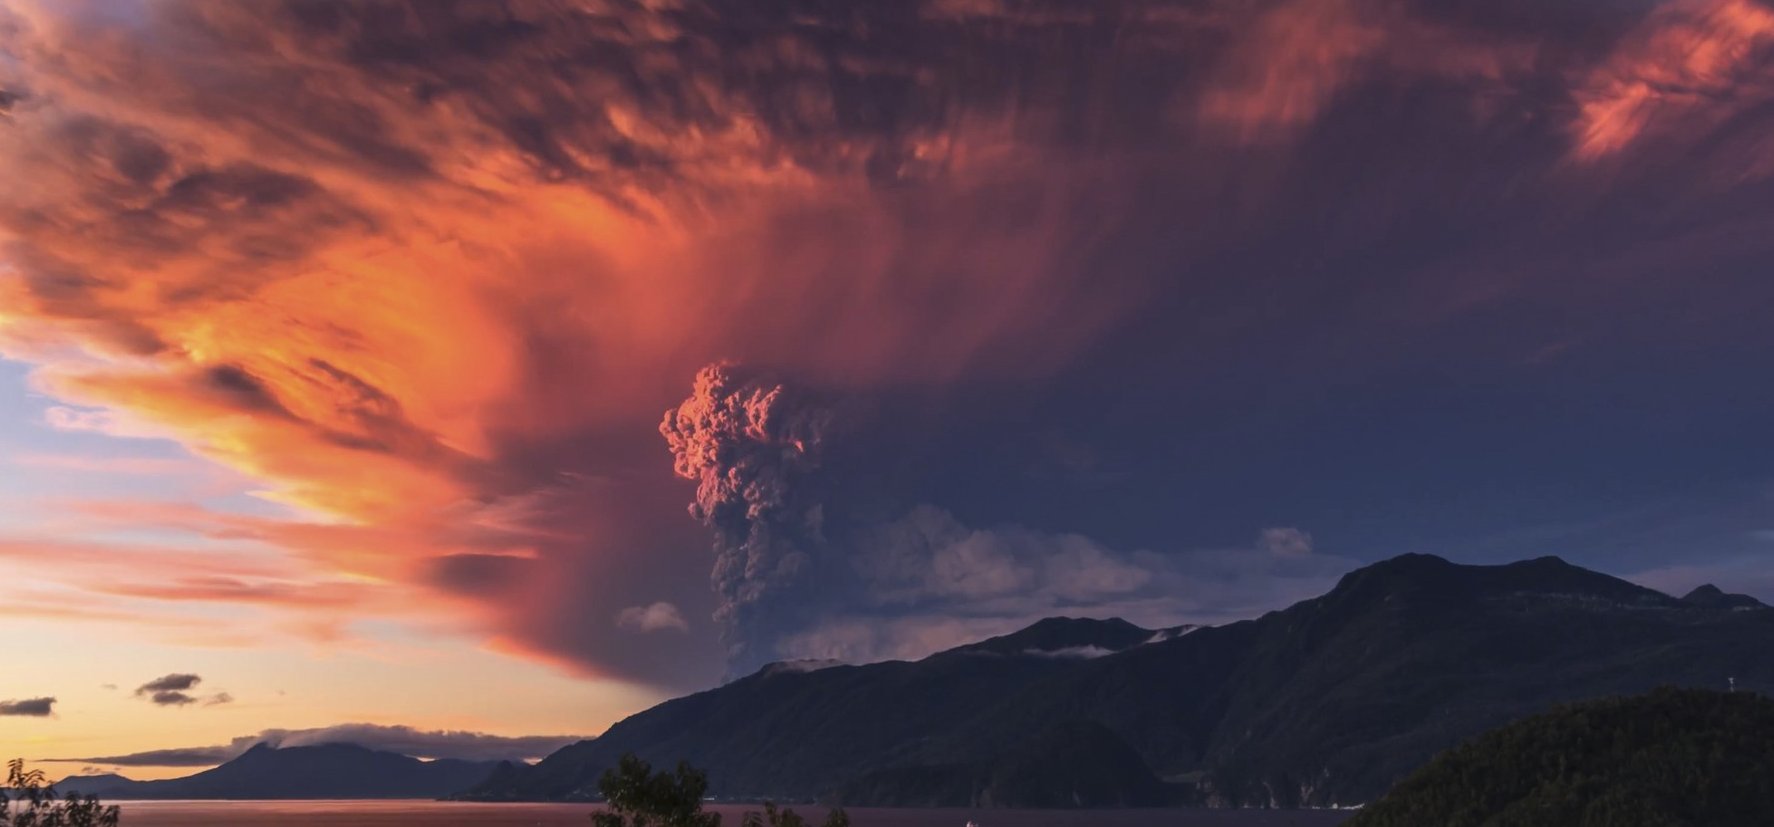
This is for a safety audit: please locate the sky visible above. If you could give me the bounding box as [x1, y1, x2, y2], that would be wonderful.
[3, 0, 1774, 780]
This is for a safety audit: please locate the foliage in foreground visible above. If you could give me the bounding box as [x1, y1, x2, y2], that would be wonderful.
[592, 753, 847, 827]
[1348, 687, 1774, 827]
[2, 760, 120, 827]
[739, 800, 848, 827]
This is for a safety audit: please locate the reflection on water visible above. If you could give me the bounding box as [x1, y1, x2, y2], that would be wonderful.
[115, 801, 1354, 827]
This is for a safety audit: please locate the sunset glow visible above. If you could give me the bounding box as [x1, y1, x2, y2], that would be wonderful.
[3, 0, 1773, 784]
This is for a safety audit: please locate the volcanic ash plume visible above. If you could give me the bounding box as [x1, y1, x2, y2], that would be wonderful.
[660, 363, 834, 671]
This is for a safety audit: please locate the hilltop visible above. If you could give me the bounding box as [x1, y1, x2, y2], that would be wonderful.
[1349, 687, 1774, 826]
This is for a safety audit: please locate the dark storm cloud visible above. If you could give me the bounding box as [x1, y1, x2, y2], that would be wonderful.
[0, 697, 56, 717]
[5, 0, 1774, 686]
[424, 553, 533, 599]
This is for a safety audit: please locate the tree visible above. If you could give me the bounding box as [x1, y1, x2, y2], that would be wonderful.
[1348, 688, 1774, 827]
[591, 753, 722, 827]
[1, 759, 120, 827]
[588, 754, 851, 827]
[739, 801, 849, 827]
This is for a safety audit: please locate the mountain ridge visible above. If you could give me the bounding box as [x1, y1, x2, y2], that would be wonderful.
[464, 552, 1773, 807]
[55, 742, 508, 800]
[1681, 583, 1768, 610]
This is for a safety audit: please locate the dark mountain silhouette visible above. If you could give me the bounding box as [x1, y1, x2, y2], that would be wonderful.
[463, 553, 1774, 807]
[1347, 687, 1774, 826]
[51, 773, 135, 793]
[57, 743, 505, 800]
[841, 720, 1171, 808]
[1681, 583, 1767, 611]
[950, 617, 1196, 657]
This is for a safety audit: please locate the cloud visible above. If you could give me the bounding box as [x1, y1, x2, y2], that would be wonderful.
[652, 361, 1358, 670]
[616, 602, 690, 634]
[1571, 0, 1774, 161]
[44, 724, 587, 767]
[96, 576, 368, 609]
[0, 528, 432, 650]
[41, 407, 163, 439]
[0, 697, 56, 717]
[770, 508, 1353, 664]
[47, 747, 229, 768]
[655, 367, 1349, 672]
[7, 452, 208, 476]
[3, 4, 1230, 688]
[849, 506, 1159, 608]
[135, 674, 201, 695]
[1257, 527, 1315, 558]
[2, 0, 1772, 689]
[132, 673, 229, 707]
[1198, 0, 1541, 144]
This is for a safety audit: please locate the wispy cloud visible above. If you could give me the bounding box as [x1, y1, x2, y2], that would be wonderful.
[7, 453, 211, 477]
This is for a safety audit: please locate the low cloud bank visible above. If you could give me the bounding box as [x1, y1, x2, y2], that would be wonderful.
[46, 723, 587, 767]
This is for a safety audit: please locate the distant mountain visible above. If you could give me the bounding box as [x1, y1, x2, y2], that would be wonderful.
[1347, 687, 1774, 826]
[52, 773, 136, 794]
[1682, 583, 1768, 611]
[950, 617, 1197, 658]
[57, 743, 504, 800]
[464, 553, 1774, 808]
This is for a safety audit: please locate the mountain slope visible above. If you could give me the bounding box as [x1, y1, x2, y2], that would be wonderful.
[466, 553, 1774, 807]
[1682, 583, 1768, 610]
[950, 553, 1771, 806]
[842, 720, 1172, 808]
[58, 743, 504, 800]
[1347, 687, 1774, 827]
[467, 649, 1123, 801]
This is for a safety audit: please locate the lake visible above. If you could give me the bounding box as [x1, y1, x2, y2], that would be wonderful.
[112, 801, 1356, 826]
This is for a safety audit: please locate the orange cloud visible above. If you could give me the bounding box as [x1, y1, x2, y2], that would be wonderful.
[1196, 0, 1537, 143]
[1573, 0, 1774, 161]
[2, 0, 1772, 685]
[0, 1, 1186, 684]
[0, 530, 437, 646]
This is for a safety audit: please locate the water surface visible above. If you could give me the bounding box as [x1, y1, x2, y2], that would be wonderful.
[115, 801, 1355, 826]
